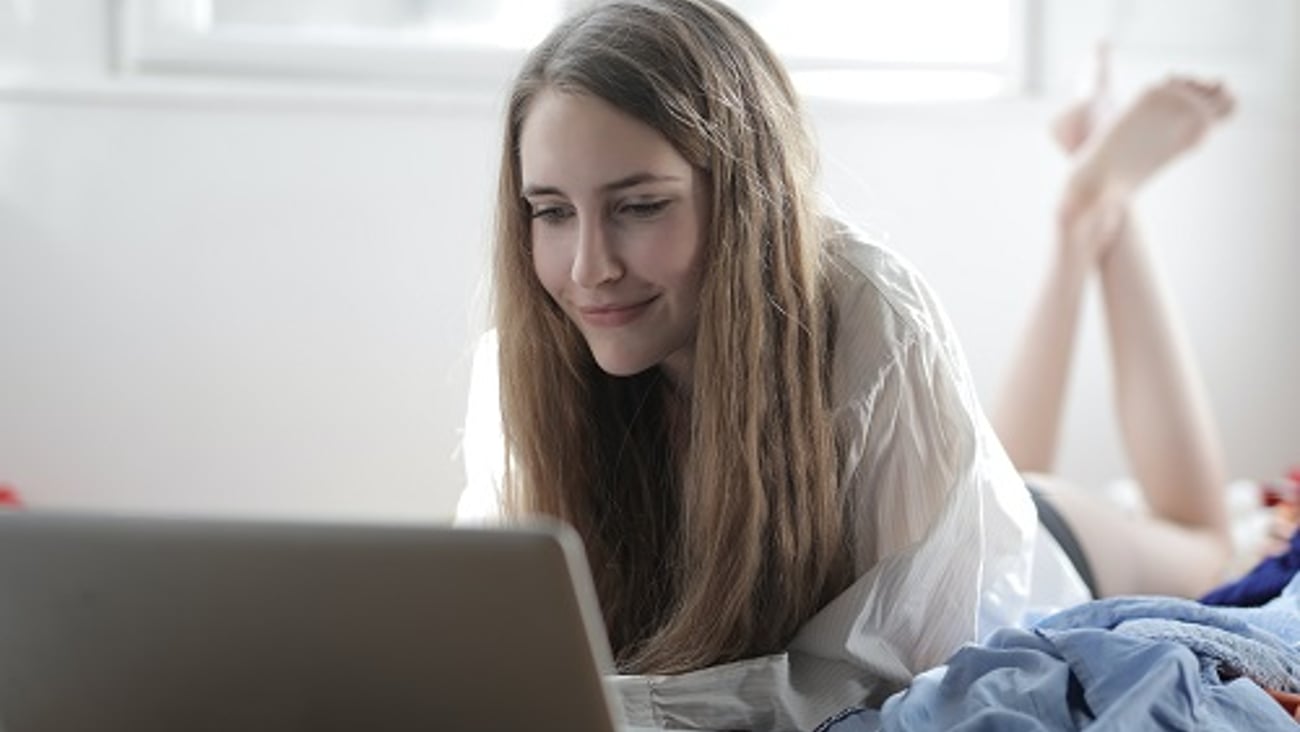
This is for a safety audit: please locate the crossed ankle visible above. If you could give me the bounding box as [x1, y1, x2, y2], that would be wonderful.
[1056, 192, 1130, 269]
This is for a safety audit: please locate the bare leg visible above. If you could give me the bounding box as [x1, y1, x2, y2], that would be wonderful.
[998, 76, 1236, 597]
[992, 46, 1115, 472]
[990, 231, 1090, 473]
[1041, 211, 1232, 598]
[1098, 215, 1228, 534]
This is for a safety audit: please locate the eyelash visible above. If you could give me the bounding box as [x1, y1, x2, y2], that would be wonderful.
[620, 200, 671, 218]
[526, 199, 672, 224]
[530, 205, 573, 223]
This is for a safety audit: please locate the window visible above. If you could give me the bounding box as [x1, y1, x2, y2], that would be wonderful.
[201, 0, 561, 49]
[119, 0, 566, 89]
[121, 0, 1029, 101]
[732, 0, 1028, 102]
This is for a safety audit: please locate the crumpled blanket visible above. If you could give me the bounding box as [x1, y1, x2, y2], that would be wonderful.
[1039, 594, 1300, 692]
[815, 591, 1300, 731]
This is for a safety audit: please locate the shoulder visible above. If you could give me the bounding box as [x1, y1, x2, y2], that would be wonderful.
[825, 221, 949, 341]
[823, 221, 961, 409]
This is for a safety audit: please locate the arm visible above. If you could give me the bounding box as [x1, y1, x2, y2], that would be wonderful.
[793, 243, 1037, 678]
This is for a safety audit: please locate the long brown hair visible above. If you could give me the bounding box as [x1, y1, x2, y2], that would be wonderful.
[492, 0, 852, 673]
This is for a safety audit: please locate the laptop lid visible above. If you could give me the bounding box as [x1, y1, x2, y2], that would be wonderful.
[0, 511, 624, 732]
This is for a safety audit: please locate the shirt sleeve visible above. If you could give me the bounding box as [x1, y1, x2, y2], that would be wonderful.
[454, 330, 506, 526]
[790, 247, 1037, 687]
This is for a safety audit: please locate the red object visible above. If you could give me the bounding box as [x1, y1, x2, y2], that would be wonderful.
[0, 484, 22, 508]
[1261, 481, 1297, 508]
[1261, 467, 1300, 508]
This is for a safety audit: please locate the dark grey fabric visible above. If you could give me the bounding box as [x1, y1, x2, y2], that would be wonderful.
[1028, 484, 1099, 599]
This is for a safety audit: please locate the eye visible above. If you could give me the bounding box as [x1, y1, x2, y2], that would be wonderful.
[529, 204, 574, 223]
[619, 199, 671, 218]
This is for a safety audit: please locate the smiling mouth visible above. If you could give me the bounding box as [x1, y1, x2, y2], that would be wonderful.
[577, 297, 658, 327]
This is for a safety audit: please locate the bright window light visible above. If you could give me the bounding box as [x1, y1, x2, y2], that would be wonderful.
[728, 0, 1023, 101]
[201, 0, 563, 49]
[734, 0, 1013, 64]
[122, 0, 1027, 101]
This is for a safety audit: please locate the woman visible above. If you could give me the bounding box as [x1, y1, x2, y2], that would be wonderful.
[457, 2, 1234, 728]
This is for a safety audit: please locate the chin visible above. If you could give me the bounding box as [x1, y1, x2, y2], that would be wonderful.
[589, 347, 658, 378]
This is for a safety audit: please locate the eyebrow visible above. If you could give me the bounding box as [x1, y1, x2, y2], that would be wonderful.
[521, 172, 683, 198]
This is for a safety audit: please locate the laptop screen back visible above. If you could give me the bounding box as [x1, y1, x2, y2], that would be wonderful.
[0, 512, 622, 732]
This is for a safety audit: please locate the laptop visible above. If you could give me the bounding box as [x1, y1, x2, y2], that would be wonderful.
[0, 511, 647, 732]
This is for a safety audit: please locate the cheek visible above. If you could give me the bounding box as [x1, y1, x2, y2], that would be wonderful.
[530, 230, 570, 299]
[649, 217, 705, 283]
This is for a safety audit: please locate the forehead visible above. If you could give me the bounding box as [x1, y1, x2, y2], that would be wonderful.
[518, 89, 693, 191]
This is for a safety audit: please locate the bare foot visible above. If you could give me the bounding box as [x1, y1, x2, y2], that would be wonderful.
[1058, 76, 1234, 265]
[1050, 43, 1114, 155]
[1072, 77, 1234, 204]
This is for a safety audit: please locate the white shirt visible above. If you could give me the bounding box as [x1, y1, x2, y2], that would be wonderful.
[456, 229, 1090, 731]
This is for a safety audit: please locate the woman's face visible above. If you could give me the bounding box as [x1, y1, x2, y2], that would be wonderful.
[519, 89, 707, 384]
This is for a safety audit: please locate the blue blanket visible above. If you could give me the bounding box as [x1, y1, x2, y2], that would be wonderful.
[1202, 526, 1300, 607]
[815, 584, 1300, 731]
[1038, 593, 1300, 693]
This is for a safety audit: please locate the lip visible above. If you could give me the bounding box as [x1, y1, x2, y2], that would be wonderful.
[576, 296, 658, 327]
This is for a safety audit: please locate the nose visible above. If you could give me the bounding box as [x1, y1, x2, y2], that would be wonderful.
[571, 218, 623, 287]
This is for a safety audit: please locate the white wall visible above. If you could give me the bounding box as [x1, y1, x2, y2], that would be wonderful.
[1, 1, 1296, 521]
